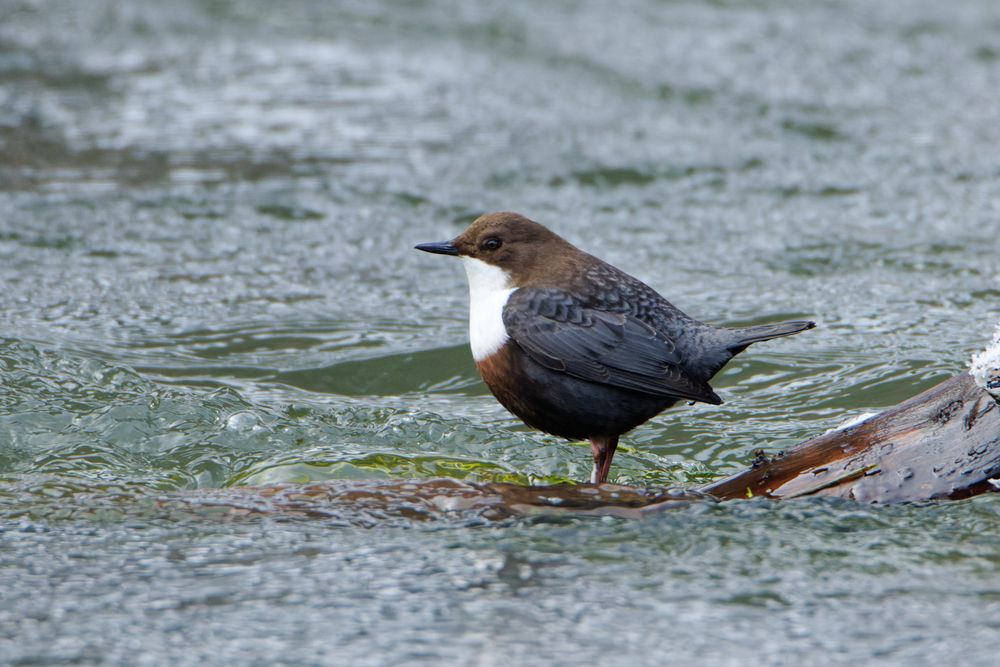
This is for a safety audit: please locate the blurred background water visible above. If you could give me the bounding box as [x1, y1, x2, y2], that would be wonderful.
[1, 1, 998, 665]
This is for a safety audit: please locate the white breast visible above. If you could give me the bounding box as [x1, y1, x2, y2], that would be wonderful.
[460, 257, 515, 362]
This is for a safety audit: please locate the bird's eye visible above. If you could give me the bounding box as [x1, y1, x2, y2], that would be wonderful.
[481, 237, 502, 251]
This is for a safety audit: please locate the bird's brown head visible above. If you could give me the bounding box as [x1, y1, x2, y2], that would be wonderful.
[415, 212, 581, 288]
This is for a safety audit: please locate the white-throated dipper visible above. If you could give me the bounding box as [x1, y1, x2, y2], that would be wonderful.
[416, 212, 815, 484]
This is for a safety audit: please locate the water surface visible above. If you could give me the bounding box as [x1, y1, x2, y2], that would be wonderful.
[1, 1, 999, 665]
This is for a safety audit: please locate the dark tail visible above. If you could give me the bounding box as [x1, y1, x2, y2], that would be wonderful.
[728, 320, 815, 353]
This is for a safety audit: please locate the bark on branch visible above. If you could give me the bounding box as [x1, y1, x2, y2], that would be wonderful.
[698, 372, 1000, 503]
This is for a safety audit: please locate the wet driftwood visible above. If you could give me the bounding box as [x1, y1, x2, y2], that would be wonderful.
[176, 478, 704, 523]
[699, 372, 1000, 504]
[165, 363, 999, 523]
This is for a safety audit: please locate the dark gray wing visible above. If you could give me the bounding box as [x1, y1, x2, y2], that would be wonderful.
[503, 288, 722, 405]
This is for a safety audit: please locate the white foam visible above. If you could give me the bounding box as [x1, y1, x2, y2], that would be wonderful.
[824, 411, 880, 435]
[970, 319, 1000, 399]
[461, 257, 515, 362]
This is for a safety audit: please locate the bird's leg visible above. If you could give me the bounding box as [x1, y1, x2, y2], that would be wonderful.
[599, 436, 619, 483]
[589, 436, 619, 485]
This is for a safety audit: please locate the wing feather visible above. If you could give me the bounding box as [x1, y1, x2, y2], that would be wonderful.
[503, 288, 721, 404]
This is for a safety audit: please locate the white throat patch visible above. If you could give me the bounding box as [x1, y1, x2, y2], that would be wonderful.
[460, 257, 515, 362]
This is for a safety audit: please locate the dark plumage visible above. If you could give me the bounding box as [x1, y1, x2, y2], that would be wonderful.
[416, 212, 815, 484]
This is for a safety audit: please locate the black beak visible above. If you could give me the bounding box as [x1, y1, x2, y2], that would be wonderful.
[414, 241, 459, 256]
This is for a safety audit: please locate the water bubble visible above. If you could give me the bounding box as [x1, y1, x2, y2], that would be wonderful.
[225, 411, 262, 432]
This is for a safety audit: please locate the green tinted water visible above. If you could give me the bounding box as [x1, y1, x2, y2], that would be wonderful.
[1, 1, 999, 665]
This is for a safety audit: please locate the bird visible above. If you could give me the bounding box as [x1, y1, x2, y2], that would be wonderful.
[415, 212, 815, 484]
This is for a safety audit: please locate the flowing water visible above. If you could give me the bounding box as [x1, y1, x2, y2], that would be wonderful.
[1, 1, 999, 665]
